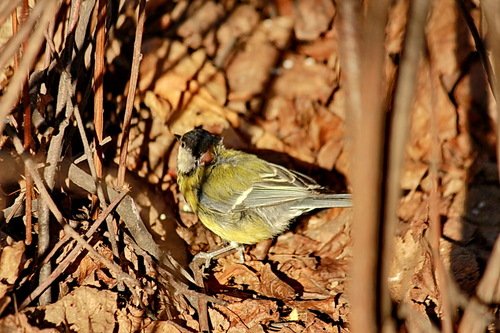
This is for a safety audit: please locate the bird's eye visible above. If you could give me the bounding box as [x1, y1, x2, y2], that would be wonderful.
[181, 142, 186, 148]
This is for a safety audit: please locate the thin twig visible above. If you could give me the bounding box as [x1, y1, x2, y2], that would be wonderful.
[8, 129, 122, 308]
[10, 0, 33, 247]
[8, 127, 137, 308]
[476, 236, 500, 303]
[67, 0, 82, 38]
[338, 1, 362, 131]
[7, 127, 65, 225]
[457, 0, 496, 101]
[36, 3, 85, 299]
[458, 236, 500, 331]
[481, 0, 500, 183]
[74, 0, 96, 58]
[16, 0, 36, 300]
[35, 0, 86, 301]
[382, 0, 430, 329]
[92, 0, 105, 181]
[68, 163, 195, 284]
[427, 54, 453, 333]
[0, 0, 44, 73]
[42, 190, 128, 267]
[345, 1, 390, 331]
[9, 8, 32, 247]
[23, 107, 33, 245]
[63, 224, 140, 288]
[91, 0, 120, 259]
[117, 0, 146, 185]
[38, 70, 77, 304]
[0, 0, 22, 29]
[192, 260, 209, 332]
[73, 100, 124, 265]
[20, 0, 31, 149]
[19, 190, 128, 309]
[0, 0, 61, 134]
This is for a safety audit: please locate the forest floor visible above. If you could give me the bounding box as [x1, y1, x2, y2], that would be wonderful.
[0, 0, 498, 332]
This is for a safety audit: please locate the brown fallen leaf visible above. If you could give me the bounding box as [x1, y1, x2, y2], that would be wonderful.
[401, 160, 428, 192]
[214, 261, 259, 287]
[227, 40, 278, 103]
[398, 191, 429, 224]
[388, 231, 428, 302]
[143, 320, 183, 333]
[177, 1, 224, 49]
[215, 4, 260, 66]
[297, 31, 337, 62]
[153, 48, 207, 108]
[43, 286, 117, 333]
[139, 39, 188, 92]
[316, 138, 343, 170]
[0, 237, 25, 288]
[216, 299, 280, 330]
[0, 313, 58, 333]
[427, 0, 469, 77]
[292, 0, 335, 41]
[208, 307, 230, 332]
[303, 208, 352, 259]
[226, 17, 293, 106]
[73, 243, 116, 287]
[0, 236, 25, 310]
[116, 306, 145, 333]
[271, 55, 338, 103]
[259, 264, 296, 300]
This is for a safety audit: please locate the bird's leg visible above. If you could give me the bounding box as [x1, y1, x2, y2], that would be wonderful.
[190, 241, 242, 275]
[236, 245, 245, 263]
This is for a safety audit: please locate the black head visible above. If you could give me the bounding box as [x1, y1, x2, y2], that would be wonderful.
[178, 128, 222, 159]
[176, 128, 222, 174]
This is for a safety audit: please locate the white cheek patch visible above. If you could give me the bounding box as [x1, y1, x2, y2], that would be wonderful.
[177, 147, 197, 174]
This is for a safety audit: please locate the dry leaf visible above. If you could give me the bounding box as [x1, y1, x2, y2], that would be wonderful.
[73, 244, 115, 287]
[0, 313, 58, 333]
[208, 307, 230, 333]
[177, 1, 224, 48]
[143, 320, 183, 333]
[388, 231, 427, 302]
[297, 33, 337, 62]
[218, 300, 279, 330]
[139, 39, 188, 92]
[226, 39, 278, 102]
[0, 238, 25, 286]
[317, 138, 342, 170]
[215, 261, 260, 288]
[259, 264, 296, 300]
[272, 55, 337, 103]
[427, 0, 467, 77]
[43, 286, 117, 333]
[116, 307, 145, 333]
[226, 18, 293, 105]
[293, 0, 335, 41]
[216, 4, 260, 65]
[401, 161, 428, 191]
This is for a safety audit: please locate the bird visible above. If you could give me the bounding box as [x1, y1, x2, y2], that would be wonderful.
[175, 128, 352, 262]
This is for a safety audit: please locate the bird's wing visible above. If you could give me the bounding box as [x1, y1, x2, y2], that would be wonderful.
[199, 152, 321, 214]
[232, 163, 321, 209]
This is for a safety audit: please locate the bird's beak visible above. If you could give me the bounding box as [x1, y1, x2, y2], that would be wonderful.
[174, 134, 181, 141]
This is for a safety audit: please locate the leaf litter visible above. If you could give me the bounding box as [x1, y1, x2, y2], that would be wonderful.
[0, 0, 498, 332]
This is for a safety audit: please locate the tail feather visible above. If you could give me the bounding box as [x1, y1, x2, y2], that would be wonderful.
[297, 193, 352, 209]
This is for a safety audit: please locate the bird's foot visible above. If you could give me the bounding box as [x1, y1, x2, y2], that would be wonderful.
[189, 242, 242, 278]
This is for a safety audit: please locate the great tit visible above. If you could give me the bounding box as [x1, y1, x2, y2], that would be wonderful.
[175, 128, 352, 247]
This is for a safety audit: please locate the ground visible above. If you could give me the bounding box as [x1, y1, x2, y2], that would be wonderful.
[0, 0, 498, 332]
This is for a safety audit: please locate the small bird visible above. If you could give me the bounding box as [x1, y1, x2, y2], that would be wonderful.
[175, 128, 352, 255]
